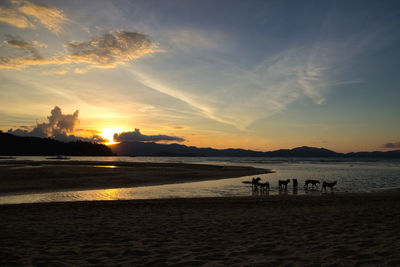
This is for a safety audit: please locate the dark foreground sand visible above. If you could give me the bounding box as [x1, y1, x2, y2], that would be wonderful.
[1, 195, 399, 266]
[0, 161, 270, 195]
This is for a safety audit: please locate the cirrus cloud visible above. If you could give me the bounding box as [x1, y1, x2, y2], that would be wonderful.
[15, 0, 68, 34]
[0, 5, 33, 29]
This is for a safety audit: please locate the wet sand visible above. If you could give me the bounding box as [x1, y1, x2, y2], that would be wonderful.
[0, 160, 271, 195]
[1, 195, 399, 266]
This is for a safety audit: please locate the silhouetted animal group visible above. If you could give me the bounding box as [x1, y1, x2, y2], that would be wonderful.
[243, 177, 337, 192]
[251, 177, 270, 192]
[304, 179, 338, 191]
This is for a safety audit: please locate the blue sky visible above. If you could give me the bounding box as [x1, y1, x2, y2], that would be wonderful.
[1, 0, 399, 152]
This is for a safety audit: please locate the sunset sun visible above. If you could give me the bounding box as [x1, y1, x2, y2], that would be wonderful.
[101, 128, 122, 145]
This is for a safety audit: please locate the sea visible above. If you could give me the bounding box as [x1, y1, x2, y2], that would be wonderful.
[1, 156, 400, 204]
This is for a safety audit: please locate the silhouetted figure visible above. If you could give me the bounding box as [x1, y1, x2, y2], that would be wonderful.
[304, 179, 320, 190]
[278, 179, 290, 191]
[322, 181, 337, 192]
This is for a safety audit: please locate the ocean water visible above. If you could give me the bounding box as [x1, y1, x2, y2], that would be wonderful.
[1, 156, 400, 204]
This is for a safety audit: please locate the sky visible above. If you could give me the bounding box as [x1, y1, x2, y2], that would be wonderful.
[0, 0, 399, 152]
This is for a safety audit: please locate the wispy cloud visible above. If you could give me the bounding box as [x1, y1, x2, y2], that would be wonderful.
[130, 44, 335, 130]
[0, 0, 68, 34]
[4, 35, 47, 59]
[16, 0, 68, 34]
[0, 54, 69, 70]
[0, 5, 33, 28]
[131, 26, 375, 131]
[131, 70, 237, 127]
[162, 28, 227, 52]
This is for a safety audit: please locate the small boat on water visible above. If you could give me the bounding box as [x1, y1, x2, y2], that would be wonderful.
[46, 155, 70, 160]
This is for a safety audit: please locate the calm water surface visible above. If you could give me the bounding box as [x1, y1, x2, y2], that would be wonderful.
[1, 156, 399, 204]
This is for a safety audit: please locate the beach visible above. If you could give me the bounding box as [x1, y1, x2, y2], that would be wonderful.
[1, 195, 399, 266]
[1, 161, 400, 266]
[0, 160, 271, 195]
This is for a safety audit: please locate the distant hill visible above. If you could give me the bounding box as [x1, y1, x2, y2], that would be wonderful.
[0, 132, 113, 156]
[109, 141, 267, 157]
[108, 141, 400, 158]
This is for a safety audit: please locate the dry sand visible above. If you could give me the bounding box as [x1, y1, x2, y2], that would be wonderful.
[0, 160, 270, 195]
[1, 195, 399, 266]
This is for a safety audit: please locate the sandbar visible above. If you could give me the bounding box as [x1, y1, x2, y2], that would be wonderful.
[0, 160, 271, 195]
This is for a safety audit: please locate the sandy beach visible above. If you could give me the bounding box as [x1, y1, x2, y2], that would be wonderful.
[1, 161, 399, 265]
[1, 195, 399, 266]
[0, 160, 271, 195]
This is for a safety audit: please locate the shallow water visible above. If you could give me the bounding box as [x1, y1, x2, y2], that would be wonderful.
[0, 156, 399, 204]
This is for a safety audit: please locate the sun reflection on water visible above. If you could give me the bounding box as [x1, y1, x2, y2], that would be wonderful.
[93, 165, 118, 168]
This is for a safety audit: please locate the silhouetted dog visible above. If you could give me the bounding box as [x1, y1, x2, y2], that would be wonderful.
[258, 181, 270, 192]
[304, 179, 320, 189]
[322, 181, 337, 191]
[292, 179, 298, 188]
[278, 179, 290, 190]
[252, 177, 261, 191]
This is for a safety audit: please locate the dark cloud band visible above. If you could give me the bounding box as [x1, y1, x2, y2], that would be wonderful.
[114, 129, 184, 143]
[383, 142, 400, 149]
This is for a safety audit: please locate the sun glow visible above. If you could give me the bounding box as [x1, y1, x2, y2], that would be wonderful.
[101, 128, 122, 145]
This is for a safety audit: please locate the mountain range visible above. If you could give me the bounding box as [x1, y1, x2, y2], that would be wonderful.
[109, 141, 400, 158]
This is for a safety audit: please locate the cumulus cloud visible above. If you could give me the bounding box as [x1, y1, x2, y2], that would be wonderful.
[383, 142, 400, 149]
[7, 106, 105, 143]
[0, 31, 159, 70]
[0, 0, 67, 34]
[114, 128, 184, 143]
[68, 31, 159, 68]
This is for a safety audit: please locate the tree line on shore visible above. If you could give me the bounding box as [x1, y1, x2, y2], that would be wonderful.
[0, 132, 113, 156]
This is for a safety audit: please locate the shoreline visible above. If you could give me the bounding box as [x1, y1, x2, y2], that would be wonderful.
[1, 193, 398, 206]
[2, 190, 400, 205]
[0, 160, 272, 195]
[1, 195, 399, 265]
